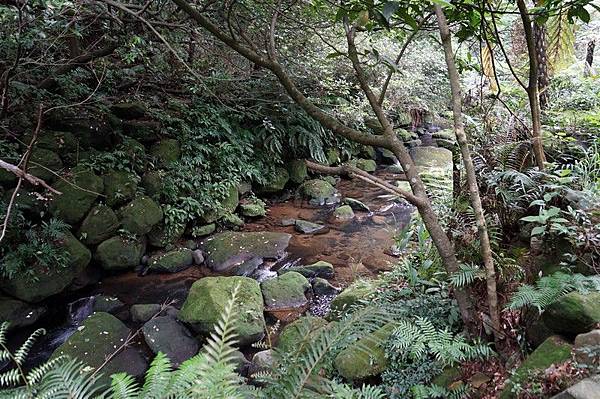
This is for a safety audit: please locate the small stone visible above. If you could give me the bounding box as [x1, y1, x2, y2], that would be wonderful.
[281, 218, 296, 227]
[332, 205, 355, 221]
[312, 278, 340, 296]
[343, 198, 370, 212]
[294, 219, 328, 234]
[249, 350, 274, 375]
[192, 249, 205, 265]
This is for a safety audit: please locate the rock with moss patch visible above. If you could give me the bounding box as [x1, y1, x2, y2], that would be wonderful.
[123, 120, 161, 144]
[355, 159, 377, 173]
[111, 102, 147, 119]
[103, 170, 139, 207]
[141, 171, 162, 198]
[281, 261, 334, 279]
[0, 231, 90, 302]
[148, 222, 184, 248]
[328, 281, 376, 319]
[193, 223, 216, 237]
[143, 315, 199, 366]
[49, 167, 103, 224]
[542, 292, 600, 336]
[220, 185, 240, 214]
[78, 205, 119, 245]
[221, 212, 244, 228]
[178, 276, 265, 345]
[333, 205, 355, 221]
[93, 295, 125, 314]
[298, 179, 338, 205]
[95, 236, 145, 271]
[261, 271, 310, 310]
[29, 148, 63, 183]
[202, 231, 291, 275]
[326, 148, 341, 165]
[150, 139, 181, 167]
[0, 297, 47, 330]
[276, 316, 328, 351]
[35, 131, 78, 155]
[500, 336, 572, 399]
[240, 199, 266, 217]
[148, 248, 193, 273]
[342, 198, 370, 212]
[51, 312, 148, 386]
[286, 160, 308, 184]
[118, 196, 163, 235]
[334, 323, 395, 380]
[2, 189, 45, 215]
[312, 278, 340, 296]
[131, 304, 162, 323]
[256, 167, 289, 194]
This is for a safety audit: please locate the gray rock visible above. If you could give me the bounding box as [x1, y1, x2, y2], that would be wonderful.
[249, 350, 274, 375]
[294, 219, 328, 234]
[142, 315, 199, 367]
[551, 375, 600, 399]
[281, 261, 334, 279]
[192, 249, 205, 265]
[281, 218, 296, 227]
[131, 304, 162, 323]
[574, 330, 600, 366]
[343, 198, 370, 212]
[93, 295, 124, 314]
[312, 278, 340, 296]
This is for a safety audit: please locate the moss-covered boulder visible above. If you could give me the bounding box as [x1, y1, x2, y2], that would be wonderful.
[142, 315, 199, 367]
[29, 148, 63, 183]
[131, 304, 162, 323]
[150, 139, 180, 167]
[103, 170, 139, 207]
[240, 198, 266, 217]
[500, 336, 572, 399]
[0, 231, 90, 302]
[193, 223, 215, 237]
[123, 120, 161, 144]
[286, 160, 308, 184]
[355, 158, 377, 173]
[326, 148, 340, 165]
[141, 171, 163, 199]
[256, 167, 289, 194]
[276, 316, 328, 351]
[78, 205, 119, 245]
[95, 236, 145, 271]
[2, 189, 45, 215]
[328, 281, 377, 319]
[111, 102, 147, 119]
[542, 292, 600, 336]
[280, 260, 334, 279]
[49, 167, 103, 224]
[298, 179, 338, 205]
[261, 271, 310, 310]
[35, 131, 78, 155]
[148, 248, 193, 273]
[51, 312, 148, 386]
[148, 222, 184, 248]
[332, 205, 355, 221]
[118, 196, 163, 235]
[0, 296, 46, 330]
[202, 231, 291, 275]
[178, 276, 265, 345]
[220, 185, 239, 214]
[120, 138, 147, 174]
[334, 323, 395, 380]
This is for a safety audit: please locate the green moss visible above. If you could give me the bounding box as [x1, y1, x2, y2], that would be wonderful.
[29, 148, 63, 183]
[178, 276, 265, 345]
[298, 179, 336, 201]
[542, 292, 600, 335]
[148, 248, 193, 273]
[118, 196, 163, 235]
[276, 316, 328, 352]
[148, 222, 184, 248]
[256, 167, 289, 194]
[328, 280, 377, 319]
[49, 167, 103, 224]
[150, 139, 181, 167]
[78, 205, 119, 245]
[141, 170, 163, 198]
[95, 236, 145, 271]
[355, 158, 377, 172]
[333, 205, 355, 220]
[103, 170, 139, 207]
[281, 260, 334, 279]
[286, 160, 308, 184]
[260, 271, 310, 310]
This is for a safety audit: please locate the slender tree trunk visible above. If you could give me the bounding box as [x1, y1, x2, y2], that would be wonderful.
[435, 5, 501, 342]
[517, 0, 546, 170]
[534, 22, 549, 109]
[586, 39, 595, 74]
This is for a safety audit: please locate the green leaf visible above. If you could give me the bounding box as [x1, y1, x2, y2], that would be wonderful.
[531, 226, 546, 236]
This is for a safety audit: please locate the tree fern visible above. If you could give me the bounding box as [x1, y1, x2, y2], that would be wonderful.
[546, 10, 575, 74]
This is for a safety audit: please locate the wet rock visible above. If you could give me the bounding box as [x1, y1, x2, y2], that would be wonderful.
[148, 248, 193, 273]
[95, 236, 145, 271]
[221, 212, 244, 228]
[29, 148, 63, 183]
[93, 295, 124, 314]
[294, 219, 328, 234]
[334, 323, 395, 380]
[343, 198, 370, 212]
[0, 296, 47, 330]
[255, 167, 289, 194]
[111, 102, 147, 119]
[500, 336, 573, 399]
[131, 303, 162, 323]
[328, 281, 377, 319]
[193, 223, 215, 237]
[542, 292, 600, 336]
[355, 158, 377, 173]
[103, 170, 138, 207]
[118, 196, 163, 236]
[51, 312, 148, 386]
[0, 231, 90, 302]
[286, 160, 308, 184]
[281, 261, 334, 279]
[150, 138, 181, 167]
[49, 167, 103, 224]
[178, 276, 265, 346]
[277, 316, 328, 351]
[240, 199, 266, 217]
[202, 231, 291, 275]
[322, 175, 338, 187]
[192, 249, 204, 265]
[574, 329, 600, 366]
[281, 218, 296, 227]
[142, 315, 199, 367]
[78, 205, 119, 245]
[298, 179, 338, 205]
[261, 271, 310, 310]
[551, 375, 600, 399]
[332, 205, 355, 221]
[249, 350, 274, 375]
[312, 278, 340, 296]
[147, 222, 184, 248]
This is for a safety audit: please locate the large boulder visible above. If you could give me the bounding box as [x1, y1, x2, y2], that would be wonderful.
[150, 139, 181, 167]
[286, 160, 308, 184]
[0, 296, 46, 330]
[141, 171, 163, 198]
[256, 167, 289, 194]
[178, 276, 265, 345]
[29, 148, 63, 183]
[49, 167, 103, 224]
[142, 315, 199, 367]
[147, 248, 193, 273]
[573, 329, 600, 366]
[551, 375, 600, 399]
[103, 170, 138, 207]
[0, 231, 90, 302]
[202, 231, 291, 275]
[298, 179, 338, 205]
[51, 312, 148, 386]
[542, 292, 600, 336]
[500, 336, 573, 399]
[95, 236, 145, 271]
[122, 120, 161, 144]
[334, 323, 395, 380]
[276, 316, 328, 351]
[261, 271, 310, 310]
[118, 196, 163, 235]
[147, 222, 184, 248]
[77, 205, 119, 245]
[131, 304, 162, 323]
[328, 281, 377, 319]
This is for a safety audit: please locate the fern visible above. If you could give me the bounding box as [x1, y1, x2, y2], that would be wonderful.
[546, 10, 575, 74]
[449, 263, 485, 288]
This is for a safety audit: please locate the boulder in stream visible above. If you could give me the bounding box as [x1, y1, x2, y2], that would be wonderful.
[332, 205, 355, 221]
[294, 219, 328, 234]
[202, 231, 291, 275]
[261, 271, 310, 310]
[131, 303, 162, 323]
[281, 261, 334, 279]
[142, 315, 199, 367]
[298, 179, 339, 205]
[178, 276, 265, 346]
[0, 296, 47, 330]
[118, 196, 163, 236]
[147, 248, 194, 273]
[343, 197, 370, 212]
[95, 236, 145, 271]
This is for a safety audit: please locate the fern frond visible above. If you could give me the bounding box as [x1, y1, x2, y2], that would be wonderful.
[14, 328, 45, 366]
[109, 373, 139, 399]
[138, 352, 172, 399]
[36, 358, 106, 399]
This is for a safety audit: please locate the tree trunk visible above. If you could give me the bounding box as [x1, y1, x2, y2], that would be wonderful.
[517, 0, 546, 170]
[586, 40, 595, 67]
[534, 22, 549, 109]
[435, 5, 501, 342]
